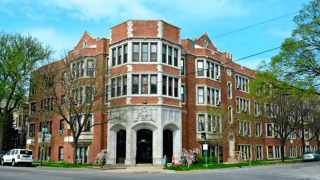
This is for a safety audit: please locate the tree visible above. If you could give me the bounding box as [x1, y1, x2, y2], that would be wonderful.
[249, 69, 318, 163]
[31, 50, 127, 165]
[270, 0, 320, 90]
[2, 112, 18, 152]
[0, 32, 52, 152]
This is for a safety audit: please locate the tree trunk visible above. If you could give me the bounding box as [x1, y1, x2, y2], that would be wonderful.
[73, 138, 78, 165]
[0, 126, 3, 152]
[281, 141, 285, 163]
[217, 142, 220, 165]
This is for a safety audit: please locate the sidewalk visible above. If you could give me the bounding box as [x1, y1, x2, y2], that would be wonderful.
[100, 164, 175, 173]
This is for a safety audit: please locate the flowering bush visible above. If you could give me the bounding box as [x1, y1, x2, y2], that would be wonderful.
[95, 150, 108, 167]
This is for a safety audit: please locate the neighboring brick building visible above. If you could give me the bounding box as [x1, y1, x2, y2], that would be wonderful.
[27, 20, 318, 165]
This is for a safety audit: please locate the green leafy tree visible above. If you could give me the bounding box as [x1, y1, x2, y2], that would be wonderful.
[2, 113, 18, 152]
[0, 32, 52, 152]
[270, 0, 320, 90]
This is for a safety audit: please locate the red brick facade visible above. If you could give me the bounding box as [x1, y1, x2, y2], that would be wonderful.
[27, 20, 317, 164]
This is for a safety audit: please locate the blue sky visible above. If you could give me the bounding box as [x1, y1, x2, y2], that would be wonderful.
[0, 0, 312, 70]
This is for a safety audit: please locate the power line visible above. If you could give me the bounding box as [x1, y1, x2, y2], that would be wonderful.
[211, 11, 298, 39]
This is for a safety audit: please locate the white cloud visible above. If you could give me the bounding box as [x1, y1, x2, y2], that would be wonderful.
[0, 5, 13, 16]
[24, 28, 77, 60]
[267, 29, 292, 38]
[42, 0, 163, 22]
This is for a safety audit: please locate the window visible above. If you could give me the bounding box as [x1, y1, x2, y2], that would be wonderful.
[59, 147, 64, 161]
[227, 82, 232, 99]
[236, 97, 250, 113]
[256, 123, 262, 137]
[265, 104, 271, 117]
[133, 43, 139, 62]
[123, 76, 127, 95]
[168, 47, 172, 65]
[24, 114, 28, 126]
[254, 102, 261, 116]
[268, 146, 273, 158]
[257, 146, 262, 159]
[181, 85, 185, 103]
[124, 45, 128, 63]
[62, 72, 67, 84]
[237, 120, 250, 136]
[30, 102, 36, 115]
[117, 77, 121, 96]
[207, 115, 211, 132]
[180, 58, 185, 75]
[238, 145, 251, 159]
[111, 79, 116, 97]
[151, 75, 157, 94]
[267, 124, 273, 137]
[19, 115, 22, 126]
[275, 146, 281, 159]
[173, 49, 178, 66]
[29, 123, 35, 137]
[168, 78, 173, 96]
[198, 87, 204, 104]
[60, 120, 64, 131]
[141, 75, 148, 94]
[162, 76, 167, 95]
[235, 75, 249, 92]
[228, 106, 233, 123]
[206, 62, 210, 78]
[86, 86, 93, 103]
[305, 129, 310, 139]
[31, 82, 37, 95]
[141, 44, 148, 62]
[162, 45, 166, 63]
[150, 44, 157, 62]
[118, 47, 122, 65]
[197, 60, 204, 76]
[198, 115, 205, 131]
[81, 61, 85, 77]
[84, 115, 92, 132]
[132, 75, 139, 94]
[87, 60, 94, 77]
[207, 88, 210, 104]
[112, 48, 116, 66]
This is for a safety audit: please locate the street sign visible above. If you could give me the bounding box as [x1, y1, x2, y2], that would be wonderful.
[290, 139, 293, 144]
[203, 144, 208, 150]
[306, 141, 309, 145]
[42, 127, 48, 133]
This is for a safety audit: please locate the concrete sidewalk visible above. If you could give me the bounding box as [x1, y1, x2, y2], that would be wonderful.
[101, 164, 175, 173]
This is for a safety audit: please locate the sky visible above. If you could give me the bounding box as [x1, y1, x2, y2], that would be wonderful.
[0, 0, 312, 70]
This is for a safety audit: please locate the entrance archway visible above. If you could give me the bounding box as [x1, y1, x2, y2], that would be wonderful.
[116, 130, 126, 163]
[136, 129, 153, 164]
[163, 129, 173, 163]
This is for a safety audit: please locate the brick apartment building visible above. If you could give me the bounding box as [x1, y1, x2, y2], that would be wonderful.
[26, 20, 318, 165]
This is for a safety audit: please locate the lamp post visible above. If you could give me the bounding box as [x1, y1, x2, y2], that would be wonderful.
[201, 133, 207, 167]
[39, 108, 48, 167]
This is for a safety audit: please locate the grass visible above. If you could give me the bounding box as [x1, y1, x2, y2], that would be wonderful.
[32, 161, 97, 168]
[164, 158, 303, 171]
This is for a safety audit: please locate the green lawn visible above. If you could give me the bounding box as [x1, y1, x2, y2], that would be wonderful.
[32, 161, 97, 168]
[165, 158, 302, 171]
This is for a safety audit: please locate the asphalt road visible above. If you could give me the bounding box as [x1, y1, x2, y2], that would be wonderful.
[1, 161, 320, 180]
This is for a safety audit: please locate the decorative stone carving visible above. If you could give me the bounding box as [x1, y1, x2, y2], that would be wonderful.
[133, 106, 156, 123]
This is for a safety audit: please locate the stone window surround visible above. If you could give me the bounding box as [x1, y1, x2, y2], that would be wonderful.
[195, 58, 220, 81]
[235, 74, 249, 93]
[70, 58, 96, 79]
[235, 97, 250, 113]
[237, 144, 252, 160]
[196, 113, 221, 134]
[181, 84, 185, 104]
[237, 120, 251, 136]
[196, 85, 220, 106]
[227, 81, 232, 99]
[109, 39, 181, 69]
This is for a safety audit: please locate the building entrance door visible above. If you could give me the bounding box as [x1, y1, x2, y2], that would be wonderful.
[116, 130, 126, 163]
[136, 129, 153, 164]
[163, 129, 173, 163]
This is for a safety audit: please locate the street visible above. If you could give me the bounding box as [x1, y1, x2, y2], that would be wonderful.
[0, 161, 320, 180]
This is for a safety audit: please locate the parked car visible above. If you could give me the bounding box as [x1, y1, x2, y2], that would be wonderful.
[1, 149, 33, 166]
[303, 151, 320, 162]
[0, 152, 6, 159]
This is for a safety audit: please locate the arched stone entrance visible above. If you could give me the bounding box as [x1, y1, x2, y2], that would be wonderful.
[163, 129, 173, 163]
[136, 129, 153, 164]
[116, 130, 126, 163]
